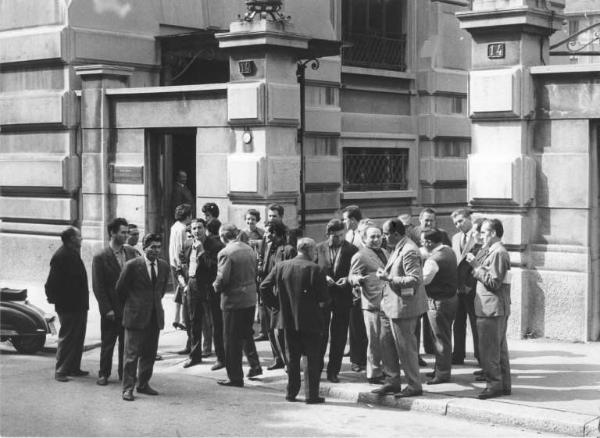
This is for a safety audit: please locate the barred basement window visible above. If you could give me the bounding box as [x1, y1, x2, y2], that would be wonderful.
[343, 147, 409, 192]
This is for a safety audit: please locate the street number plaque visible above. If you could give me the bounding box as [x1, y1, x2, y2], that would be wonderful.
[487, 43, 505, 59]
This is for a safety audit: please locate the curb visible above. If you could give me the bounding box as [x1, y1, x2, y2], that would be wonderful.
[318, 384, 600, 437]
[43, 341, 101, 354]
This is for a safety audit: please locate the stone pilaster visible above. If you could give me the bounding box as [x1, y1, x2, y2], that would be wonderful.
[456, 1, 565, 338]
[74, 65, 133, 242]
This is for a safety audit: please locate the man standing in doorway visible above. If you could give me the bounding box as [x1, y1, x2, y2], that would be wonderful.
[45, 226, 90, 382]
[117, 234, 170, 401]
[172, 170, 194, 218]
[92, 218, 138, 385]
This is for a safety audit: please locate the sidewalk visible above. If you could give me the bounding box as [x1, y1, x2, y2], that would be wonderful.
[45, 299, 600, 437]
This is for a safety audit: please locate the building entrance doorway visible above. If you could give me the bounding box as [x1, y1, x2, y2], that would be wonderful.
[145, 129, 197, 260]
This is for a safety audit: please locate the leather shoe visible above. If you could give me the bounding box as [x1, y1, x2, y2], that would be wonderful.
[418, 356, 427, 367]
[211, 361, 225, 371]
[425, 371, 436, 378]
[266, 361, 285, 371]
[427, 377, 450, 385]
[371, 383, 401, 395]
[137, 385, 159, 395]
[473, 369, 484, 376]
[351, 363, 365, 372]
[477, 388, 503, 400]
[247, 367, 263, 378]
[503, 388, 512, 396]
[173, 322, 186, 331]
[201, 351, 213, 358]
[217, 379, 243, 387]
[54, 374, 69, 382]
[326, 374, 339, 383]
[285, 395, 298, 402]
[394, 388, 423, 398]
[253, 334, 269, 342]
[96, 376, 109, 386]
[122, 390, 134, 401]
[183, 359, 202, 368]
[68, 369, 89, 377]
[475, 375, 487, 382]
[155, 354, 163, 361]
[305, 396, 325, 404]
[177, 348, 191, 355]
[367, 376, 385, 385]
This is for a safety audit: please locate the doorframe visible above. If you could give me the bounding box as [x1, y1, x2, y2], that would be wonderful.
[589, 121, 600, 341]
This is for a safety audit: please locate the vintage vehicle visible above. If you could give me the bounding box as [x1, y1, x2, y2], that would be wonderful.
[0, 288, 56, 354]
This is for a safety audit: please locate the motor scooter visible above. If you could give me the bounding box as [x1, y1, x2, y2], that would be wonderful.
[0, 287, 56, 354]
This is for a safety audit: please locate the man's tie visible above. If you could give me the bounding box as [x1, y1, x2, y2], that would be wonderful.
[461, 233, 468, 252]
[150, 262, 157, 287]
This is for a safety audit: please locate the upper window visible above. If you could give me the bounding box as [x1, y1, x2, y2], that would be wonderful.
[342, 0, 407, 71]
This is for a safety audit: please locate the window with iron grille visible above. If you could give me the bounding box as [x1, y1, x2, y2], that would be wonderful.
[342, 0, 407, 71]
[343, 147, 409, 191]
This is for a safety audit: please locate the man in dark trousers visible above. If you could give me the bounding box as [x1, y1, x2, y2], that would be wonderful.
[260, 237, 329, 404]
[420, 228, 458, 384]
[92, 217, 138, 385]
[315, 218, 358, 383]
[213, 224, 260, 387]
[116, 233, 170, 401]
[45, 226, 90, 382]
[171, 170, 194, 218]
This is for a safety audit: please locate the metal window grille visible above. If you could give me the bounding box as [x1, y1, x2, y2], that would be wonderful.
[342, 32, 407, 71]
[343, 147, 409, 191]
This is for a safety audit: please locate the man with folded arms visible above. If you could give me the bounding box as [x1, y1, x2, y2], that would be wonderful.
[117, 234, 170, 401]
[260, 238, 329, 404]
[374, 219, 426, 398]
[420, 229, 458, 385]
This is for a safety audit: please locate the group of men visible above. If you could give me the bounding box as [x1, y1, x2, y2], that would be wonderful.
[44, 196, 512, 404]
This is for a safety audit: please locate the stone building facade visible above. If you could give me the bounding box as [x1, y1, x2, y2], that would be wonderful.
[1, 0, 597, 341]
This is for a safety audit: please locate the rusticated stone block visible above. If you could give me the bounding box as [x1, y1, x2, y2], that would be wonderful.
[0, 196, 75, 221]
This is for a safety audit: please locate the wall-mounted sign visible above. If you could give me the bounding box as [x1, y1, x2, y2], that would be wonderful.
[110, 164, 143, 184]
[487, 43, 505, 59]
[238, 60, 256, 76]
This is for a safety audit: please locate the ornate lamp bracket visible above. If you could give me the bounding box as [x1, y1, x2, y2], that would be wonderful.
[240, 1, 290, 23]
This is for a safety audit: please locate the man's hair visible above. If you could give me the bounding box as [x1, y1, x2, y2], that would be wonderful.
[107, 217, 128, 236]
[245, 208, 261, 222]
[484, 218, 504, 238]
[398, 213, 412, 226]
[206, 218, 222, 236]
[385, 218, 406, 236]
[419, 207, 436, 219]
[421, 228, 444, 244]
[174, 203, 192, 221]
[142, 233, 162, 249]
[297, 237, 316, 254]
[128, 223, 138, 232]
[191, 217, 207, 227]
[357, 219, 378, 238]
[342, 205, 362, 222]
[202, 202, 220, 218]
[267, 203, 284, 218]
[473, 217, 485, 232]
[267, 220, 287, 239]
[451, 208, 472, 220]
[220, 223, 238, 241]
[326, 218, 345, 235]
[60, 226, 79, 245]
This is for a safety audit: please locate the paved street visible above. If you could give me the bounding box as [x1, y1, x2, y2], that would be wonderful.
[1, 340, 560, 438]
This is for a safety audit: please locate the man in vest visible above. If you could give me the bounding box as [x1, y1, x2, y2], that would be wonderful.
[420, 229, 458, 384]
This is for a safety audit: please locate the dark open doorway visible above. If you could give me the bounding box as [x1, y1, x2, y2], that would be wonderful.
[145, 129, 197, 261]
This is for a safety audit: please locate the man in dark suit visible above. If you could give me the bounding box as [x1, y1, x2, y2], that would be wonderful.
[315, 219, 358, 383]
[116, 233, 170, 401]
[213, 224, 260, 387]
[45, 226, 90, 382]
[171, 170, 194, 218]
[92, 217, 138, 385]
[467, 218, 512, 400]
[451, 208, 480, 365]
[260, 238, 329, 404]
